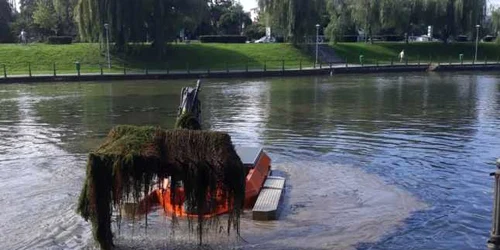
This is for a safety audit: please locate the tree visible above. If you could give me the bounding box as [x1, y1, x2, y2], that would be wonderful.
[218, 4, 252, 35]
[258, 0, 324, 43]
[33, 0, 58, 35]
[492, 7, 500, 41]
[75, 0, 208, 57]
[0, 0, 13, 42]
[52, 0, 78, 35]
[325, 0, 352, 43]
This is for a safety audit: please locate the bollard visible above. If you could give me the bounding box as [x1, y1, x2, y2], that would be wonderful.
[226, 62, 229, 73]
[75, 61, 81, 76]
[3, 64, 6, 78]
[448, 57, 451, 65]
[359, 55, 364, 66]
[299, 60, 302, 71]
[345, 57, 348, 68]
[319, 62, 322, 69]
[487, 159, 500, 250]
[123, 65, 127, 75]
[264, 61, 267, 72]
[53, 63, 56, 76]
[246, 61, 248, 72]
[145, 68, 149, 75]
[376, 60, 379, 67]
[486, 56, 488, 65]
[460, 54, 464, 65]
[391, 57, 394, 66]
[282, 60, 285, 72]
[418, 55, 420, 66]
[28, 63, 32, 77]
[100, 64, 103, 75]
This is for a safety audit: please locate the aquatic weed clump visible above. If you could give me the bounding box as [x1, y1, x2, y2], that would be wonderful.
[77, 125, 245, 250]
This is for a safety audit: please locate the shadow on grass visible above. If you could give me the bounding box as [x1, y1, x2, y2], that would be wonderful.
[112, 44, 312, 71]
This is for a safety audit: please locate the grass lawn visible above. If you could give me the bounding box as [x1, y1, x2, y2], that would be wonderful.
[330, 42, 500, 64]
[0, 43, 314, 76]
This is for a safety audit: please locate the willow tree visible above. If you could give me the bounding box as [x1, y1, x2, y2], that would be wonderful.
[258, 0, 324, 43]
[75, 0, 208, 57]
[349, 0, 381, 43]
[324, 0, 351, 43]
[492, 7, 500, 39]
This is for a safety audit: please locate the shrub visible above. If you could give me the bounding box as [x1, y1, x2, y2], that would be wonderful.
[199, 35, 247, 43]
[47, 36, 73, 44]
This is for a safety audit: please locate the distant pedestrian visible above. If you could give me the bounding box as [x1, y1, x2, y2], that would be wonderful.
[399, 50, 405, 63]
[19, 29, 27, 45]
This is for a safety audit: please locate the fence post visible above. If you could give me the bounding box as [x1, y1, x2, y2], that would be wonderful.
[485, 56, 488, 65]
[299, 60, 302, 71]
[345, 57, 348, 68]
[53, 63, 56, 76]
[75, 61, 81, 77]
[145, 67, 149, 75]
[28, 63, 32, 77]
[264, 61, 267, 72]
[100, 64, 103, 75]
[487, 159, 500, 250]
[123, 64, 127, 75]
[3, 64, 6, 78]
[246, 61, 248, 73]
[282, 60, 285, 72]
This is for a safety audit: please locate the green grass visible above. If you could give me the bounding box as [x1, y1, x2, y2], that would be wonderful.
[0, 43, 314, 76]
[330, 42, 500, 64]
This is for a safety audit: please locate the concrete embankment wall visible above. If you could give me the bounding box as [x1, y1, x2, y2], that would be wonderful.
[0, 64, 498, 84]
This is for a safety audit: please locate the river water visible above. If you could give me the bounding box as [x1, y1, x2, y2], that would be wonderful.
[0, 73, 499, 250]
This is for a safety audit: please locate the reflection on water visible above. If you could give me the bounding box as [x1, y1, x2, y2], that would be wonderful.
[0, 73, 499, 249]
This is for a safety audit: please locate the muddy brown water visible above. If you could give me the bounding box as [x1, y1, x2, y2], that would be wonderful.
[0, 73, 499, 249]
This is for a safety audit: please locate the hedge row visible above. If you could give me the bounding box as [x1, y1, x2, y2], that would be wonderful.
[200, 35, 247, 43]
[47, 36, 73, 44]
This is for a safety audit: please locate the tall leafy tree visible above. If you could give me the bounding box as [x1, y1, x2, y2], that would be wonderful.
[75, 0, 208, 57]
[0, 0, 13, 42]
[33, 0, 58, 35]
[259, 0, 324, 43]
[325, 0, 351, 43]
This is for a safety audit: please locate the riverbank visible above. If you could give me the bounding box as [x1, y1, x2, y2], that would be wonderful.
[2, 62, 500, 84]
[330, 42, 500, 64]
[0, 43, 312, 75]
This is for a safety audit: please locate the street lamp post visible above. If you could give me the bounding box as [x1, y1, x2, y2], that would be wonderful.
[315, 24, 320, 67]
[104, 23, 111, 69]
[475, 24, 480, 63]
